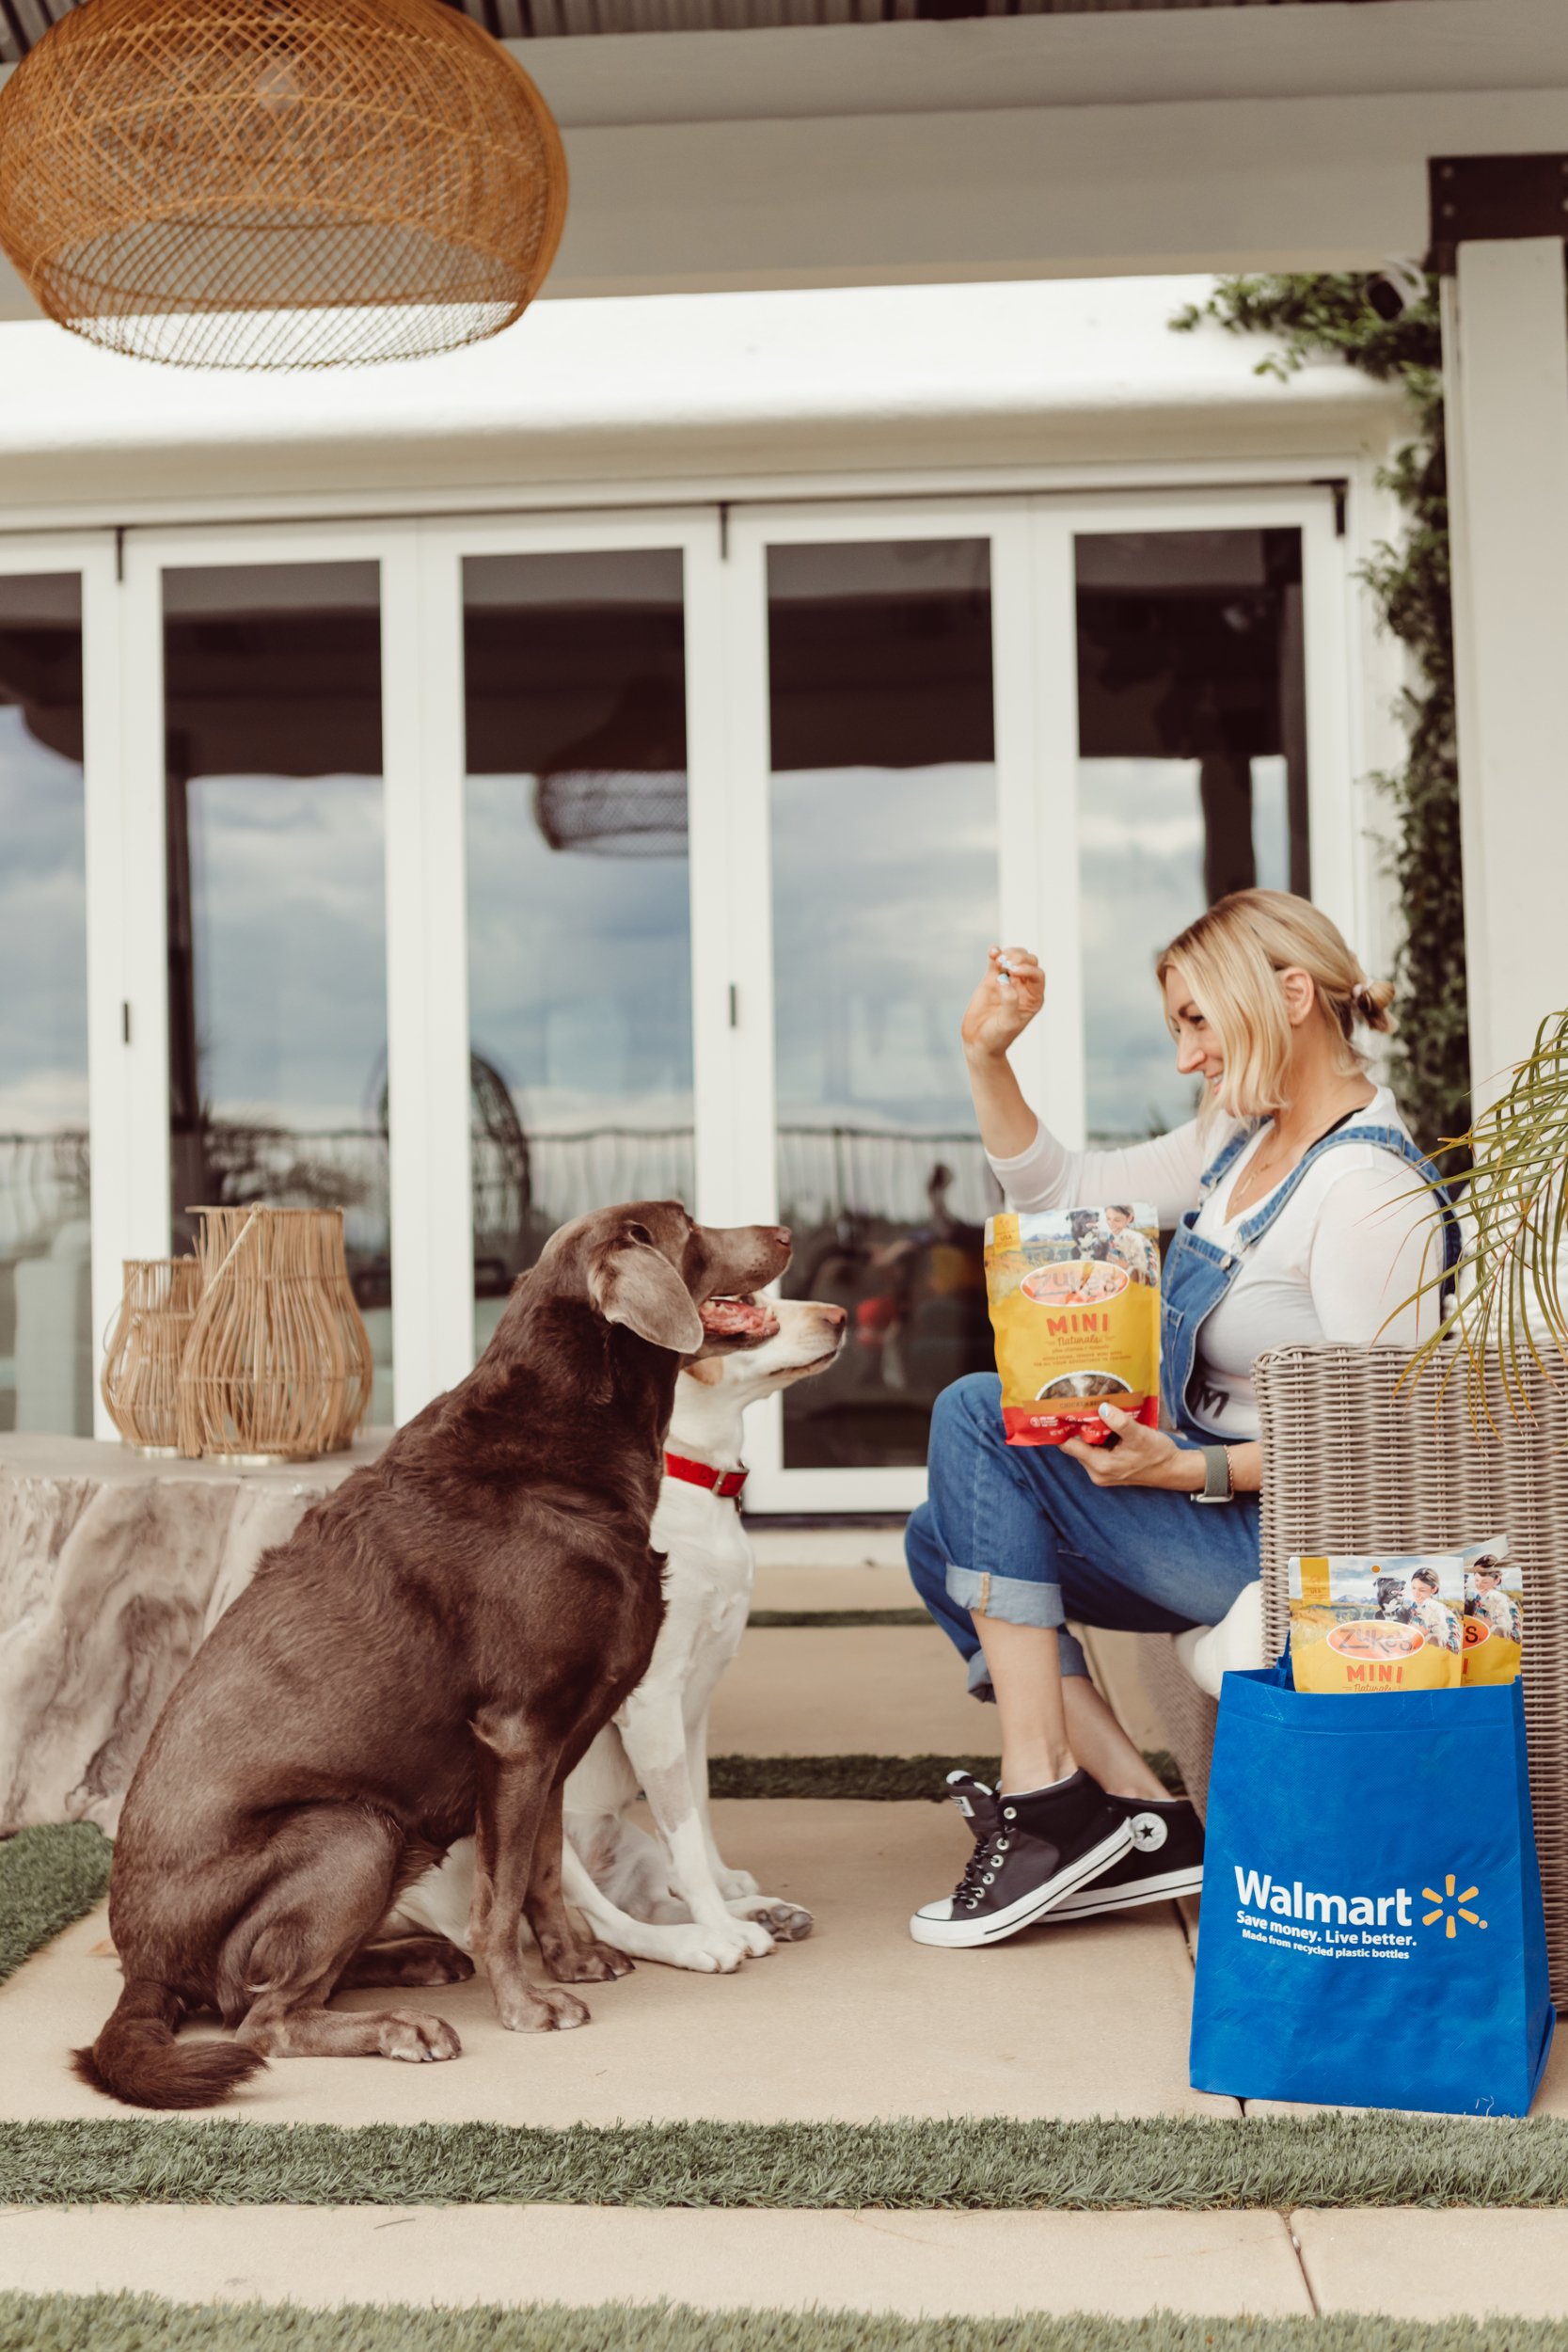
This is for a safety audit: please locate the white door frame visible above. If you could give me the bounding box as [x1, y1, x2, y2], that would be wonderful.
[0, 533, 125, 1438]
[119, 519, 418, 1407]
[722, 498, 1035, 1515]
[1030, 485, 1360, 1125]
[414, 507, 725, 1419]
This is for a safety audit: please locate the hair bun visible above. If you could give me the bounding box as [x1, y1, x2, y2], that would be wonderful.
[1354, 977, 1396, 1034]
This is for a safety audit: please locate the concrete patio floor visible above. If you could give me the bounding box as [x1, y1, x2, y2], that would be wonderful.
[5, 1547, 1566, 2327]
[0, 1799, 1227, 2128]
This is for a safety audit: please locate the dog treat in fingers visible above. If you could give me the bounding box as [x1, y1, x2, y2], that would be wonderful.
[985, 1202, 1161, 1448]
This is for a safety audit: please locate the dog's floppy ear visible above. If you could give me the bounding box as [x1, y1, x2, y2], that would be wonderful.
[588, 1228, 705, 1355]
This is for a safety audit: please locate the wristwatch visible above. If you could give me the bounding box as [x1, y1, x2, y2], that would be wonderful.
[1189, 1445, 1234, 1505]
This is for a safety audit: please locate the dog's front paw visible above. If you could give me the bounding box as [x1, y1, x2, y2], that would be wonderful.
[728, 1896, 815, 1942]
[550, 1938, 634, 1984]
[380, 2010, 462, 2063]
[493, 1978, 591, 2033]
[715, 1868, 761, 1901]
[662, 1925, 752, 1973]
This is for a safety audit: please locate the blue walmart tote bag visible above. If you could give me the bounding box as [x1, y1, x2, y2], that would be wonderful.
[1190, 1664, 1555, 2114]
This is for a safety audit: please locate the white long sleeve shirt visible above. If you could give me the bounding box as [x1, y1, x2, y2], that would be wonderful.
[988, 1088, 1445, 1439]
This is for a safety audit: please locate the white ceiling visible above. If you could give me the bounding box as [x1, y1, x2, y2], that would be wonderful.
[0, 0, 1433, 65]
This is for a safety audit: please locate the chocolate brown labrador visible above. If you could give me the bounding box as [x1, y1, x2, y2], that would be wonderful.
[74, 1201, 791, 2109]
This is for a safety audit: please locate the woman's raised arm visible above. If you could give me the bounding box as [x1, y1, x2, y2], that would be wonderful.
[962, 946, 1218, 1228]
[960, 946, 1045, 1160]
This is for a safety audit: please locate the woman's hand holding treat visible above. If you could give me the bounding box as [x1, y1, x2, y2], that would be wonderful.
[1063, 1406, 1263, 1496]
[961, 947, 1046, 1160]
[1063, 1406, 1204, 1492]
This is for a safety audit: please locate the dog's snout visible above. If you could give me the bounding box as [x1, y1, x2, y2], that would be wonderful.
[819, 1304, 847, 1329]
[768, 1226, 791, 1252]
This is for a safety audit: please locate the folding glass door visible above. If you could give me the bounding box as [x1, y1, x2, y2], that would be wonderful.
[98, 487, 1350, 1498]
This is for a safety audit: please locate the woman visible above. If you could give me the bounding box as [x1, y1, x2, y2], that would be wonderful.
[906, 889, 1455, 1947]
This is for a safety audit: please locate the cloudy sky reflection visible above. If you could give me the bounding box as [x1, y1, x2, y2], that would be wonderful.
[0, 708, 87, 1134]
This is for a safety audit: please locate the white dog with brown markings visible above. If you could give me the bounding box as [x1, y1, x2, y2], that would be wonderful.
[387, 1295, 847, 1973]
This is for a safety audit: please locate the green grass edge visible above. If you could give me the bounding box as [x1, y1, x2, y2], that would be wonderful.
[0, 2301, 1560, 2352]
[5, 2113, 1568, 2211]
[0, 1821, 112, 1988]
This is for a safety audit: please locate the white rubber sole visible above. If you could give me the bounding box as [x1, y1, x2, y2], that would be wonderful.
[1043, 1863, 1205, 1920]
[908, 1819, 1135, 1947]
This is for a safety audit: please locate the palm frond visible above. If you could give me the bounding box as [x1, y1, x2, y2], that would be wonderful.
[1403, 1009, 1568, 1422]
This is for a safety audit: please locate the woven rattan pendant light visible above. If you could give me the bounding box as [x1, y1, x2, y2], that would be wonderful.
[0, 0, 568, 370]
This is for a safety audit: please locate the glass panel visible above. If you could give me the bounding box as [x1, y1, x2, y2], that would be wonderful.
[464, 549, 692, 1357]
[1076, 527, 1308, 1144]
[0, 576, 91, 1435]
[163, 562, 392, 1420]
[768, 538, 998, 1471]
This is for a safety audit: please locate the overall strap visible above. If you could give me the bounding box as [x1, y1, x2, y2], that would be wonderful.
[1196, 1120, 1260, 1198]
[1233, 1120, 1460, 1297]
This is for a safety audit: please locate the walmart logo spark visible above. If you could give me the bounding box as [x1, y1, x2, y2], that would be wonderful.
[1422, 1874, 1487, 1938]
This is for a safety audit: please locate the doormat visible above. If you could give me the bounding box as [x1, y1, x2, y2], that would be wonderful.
[707, 1753, 1185, 1800]
[746, 1609, 934, 1628]
[1, 2300, 1564, 2352]
[4, 2113, 1568, 2213]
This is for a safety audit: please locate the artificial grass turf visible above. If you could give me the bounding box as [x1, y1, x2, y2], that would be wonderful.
[5, 2114, 1568, 2211]
[1, 2312, 1565, 2352]
[0, 1821, 111, 1987]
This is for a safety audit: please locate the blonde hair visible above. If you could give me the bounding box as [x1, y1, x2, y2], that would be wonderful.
[1155, 890, 1394, 1122]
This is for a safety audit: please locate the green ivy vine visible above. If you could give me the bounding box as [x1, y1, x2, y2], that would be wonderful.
[1171, 275, 1467, 1153]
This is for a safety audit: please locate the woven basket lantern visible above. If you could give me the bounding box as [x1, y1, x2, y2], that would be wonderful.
[310, 1206, 376, 1450]
[0, 0, 568, 371]
[100, 1257, 204, 1455]
[178, 1206, 350, 1463]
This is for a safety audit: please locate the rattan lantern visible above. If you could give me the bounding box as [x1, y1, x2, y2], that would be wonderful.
[0, 0, 568, 371]
[310, 1206, 376, 1450]
[101, 1257, 204, 1455]
[178, 1206, 347, 1463]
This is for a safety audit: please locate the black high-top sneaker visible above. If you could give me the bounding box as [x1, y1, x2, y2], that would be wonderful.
[909, 1769, 1133, 1947]
[1042, 1793, 1204, 1921]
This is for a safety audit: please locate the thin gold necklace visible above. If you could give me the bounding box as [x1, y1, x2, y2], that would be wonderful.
[1231, 1090, 1371, 1211]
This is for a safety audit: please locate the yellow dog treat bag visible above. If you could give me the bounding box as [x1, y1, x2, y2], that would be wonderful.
[1462, 1534, 1521, 1686]
[1288, 1550, 1465, 1693]
[985, 1203, 1161, 1448]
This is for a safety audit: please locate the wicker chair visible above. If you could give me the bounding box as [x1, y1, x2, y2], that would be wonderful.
[1138, 1342, 1568, 2008]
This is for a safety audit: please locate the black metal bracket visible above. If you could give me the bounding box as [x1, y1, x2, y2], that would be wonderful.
[1429, 154, 1568, 276]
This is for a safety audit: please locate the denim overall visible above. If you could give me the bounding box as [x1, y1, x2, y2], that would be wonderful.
[906, 1114, 1459, 1694]
[1161, 1116, 1460, 1441]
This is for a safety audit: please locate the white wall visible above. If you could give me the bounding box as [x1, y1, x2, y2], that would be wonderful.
[0, 277, 1402, 522]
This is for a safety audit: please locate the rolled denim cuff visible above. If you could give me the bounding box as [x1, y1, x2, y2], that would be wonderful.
[942, 1565, 1092, 1681]
[946, 1563, 1066, 1632]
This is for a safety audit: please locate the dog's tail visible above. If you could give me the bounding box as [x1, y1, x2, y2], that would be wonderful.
[71, 1977, 265, 2109]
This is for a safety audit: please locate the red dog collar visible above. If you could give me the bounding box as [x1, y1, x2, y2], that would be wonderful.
[664, 1452, 748, 1502]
